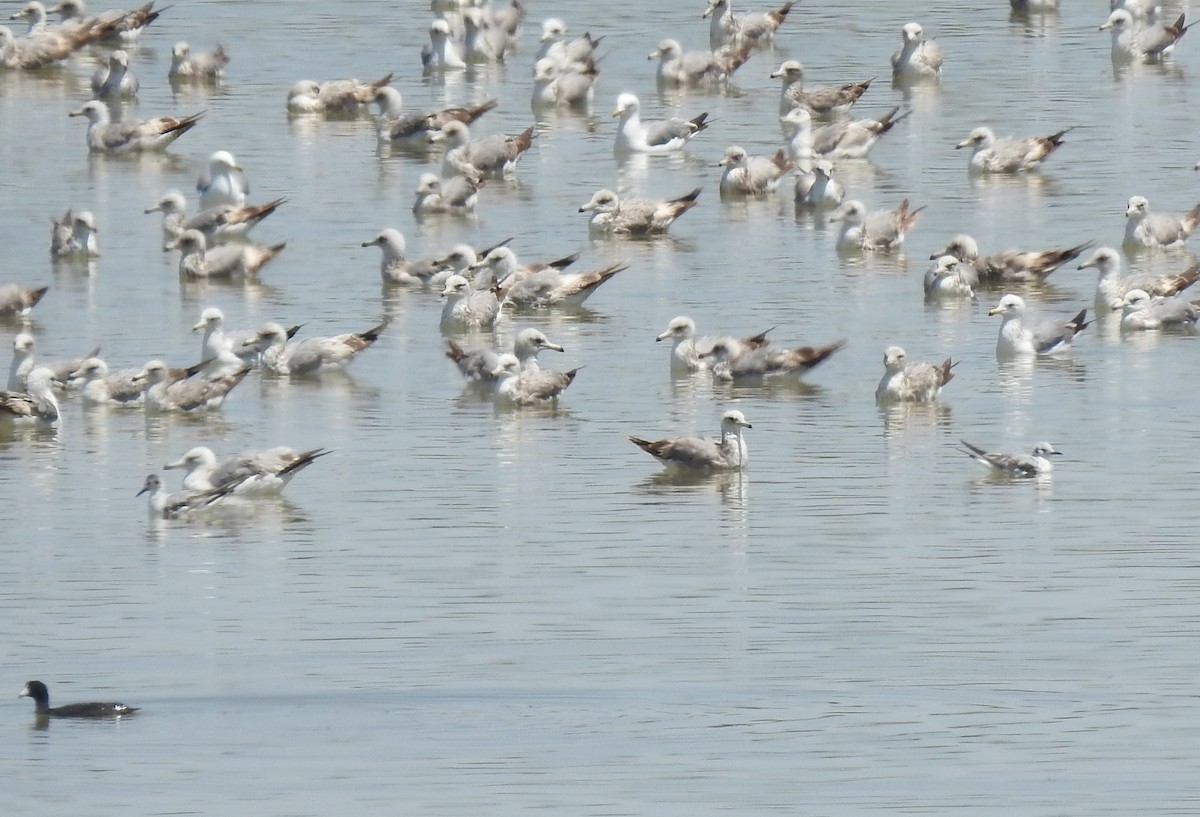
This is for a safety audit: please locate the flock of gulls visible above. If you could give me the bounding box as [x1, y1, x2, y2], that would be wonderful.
[2, 0, 1198, 718]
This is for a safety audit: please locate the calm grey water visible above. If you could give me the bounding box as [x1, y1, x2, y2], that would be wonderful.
[4, 0, 1200, 813]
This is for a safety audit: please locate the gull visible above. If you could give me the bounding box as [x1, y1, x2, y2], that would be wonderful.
[167, 230, 286, 279]
[930, 234, 1092, 284]
[1111, 0, 1160, 21]
[8, 332, 98, 390]
[1100, 10, 1191, 62]
[0, 283, 49, 319]
[793, 160, 845, 207]
[422, 19, 466, 70]
[702, 337, 845, 381]
[875, 346, 955, 403]
[69, 357, 145, 406]
[483, 0, 525, 41]
[490, 354, 581, 405]
[168, 41, 229, 80]
[630, 409, 751, 472]
[535, 19, 601, 73]
[362, 229, 450, 286]
[0, 367, 61, 425]
[69, 101, 203, 154]
[612, 93, 709, 154]
[718, 146, 794, 196]
[440, 275, 501, 330]
[531, 57, 598, 108]
[461, 7, 507, 63]
[197, 151, 248, 210]
[243, 322, 387, 376]
[1119, 289, 1200, 329]
[1123, 196, 1200, 250]
[804, 106, 910, 159]
[434, 120, 535, 178]
[192, 307, 301, 369]
[499, 259, 629, 309]
[371, 86, 497, 146]
[164, 446, 330, 494]
[413, 173, 483, 216]
[1, 7, 110, 69]
[286, 73, 393, 114]
[988, 294, 1089, 356]
[655, 316, 772, 373]
[649, 38, 752, 87]
[433, 238, 514, 282]
[957, 126, 1071, 174]
[579, 188, 701, 236]
[49, 210, 99, 259]
[141, 360, 250, 411]
[137, 473, 234, 518]
[90, 49, 138, 99]
[828, 199, 923, 253]
[145, 190, 285, 249]
[958, 440, 1061, 478]
[465, 244, 579, 289]
[1077, 246, 1200, 310]
[703, 0, 793, 51]
[47, 0, 160, 42]
[923, 255, 976, 299]
[891, 22, 943, 81]
[771, 61, 874, 118]
[447, 327, 564, 384]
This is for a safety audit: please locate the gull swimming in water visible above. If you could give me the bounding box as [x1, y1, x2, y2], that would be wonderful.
[371, 86, 497, 146]
[422, 18, 466, 71]
[0, 283, 49, 319]
[69, 357, 146, 406]
[1123, 196, 1200, 250]
[164, 446, 330, 494]
[531, 56, 599, 109]
[535, 18, 601, 73]
[930, 234, 1092, 284]
[0, 367, 61, 425]
[362, 229, 450, 286]
[145, 190, 285, 249]
[167, 230, 286, 279]
[434, 120, 535, 178]
[875, 346, 955, 403]
[648, 38, 752, 87]
[447, 328, 564, 385]
[141, 360, 250, 411]
[440, 275, 501, 330]
[286, 74, 393, 114]
[630, 409, 752, 472]
[192, 307, 300, 369]
[828, 199, 923, 253]
[891, 22, 943, 81]
[69, 101, 203, 154]
[923, 255, 976, 299]
[784, 105, 910, 160]
[461, 7, 509, 63]
[794, 160, 845, 207]
[771, 61, 873, 119]
[49, 210, 99, 259]
[137, 473, 234, 518]
[472, 247, 627, 309]
[90, 49, 138, 99]
[468, 246, 580, 288]
[8, 332, 97, 390]
[48, 0, 162, 43]
[703, 0, 793, 51]
[1119, 289, 1200, 330]
[702, 337, 845, 381]
[1100, 10, 1191, 62]
[957, 126, 1071, 174]
[988, 294, 1089, 357]
[718, 146, 793, 196]
[579, 188, 701, 236]
[490, 354, 580, 404]
[612, 93, 709, 154]
[655, 316, 772, 373]
[243, 322, 386, 376]
[168, 41, 229, 80]
[197, 151, 248, 210]
[1077, 246, 1200, 310]
[0, 9, 110, 69]
[413, 173, 483, 216]
[959, 440, 1061, 478]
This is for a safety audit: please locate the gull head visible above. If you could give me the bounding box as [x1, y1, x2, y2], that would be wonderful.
[74, 211, 97, 234]
[172, 41, 190, 59]
[490, 353, 521, 379]
[770, 60, 803, 81]
[136, 474, 161, 497]
[415, 173, 441, 195]
[362, 228, 405, 256]
[470, 246, 516, 273]
[656, 315, 696, 342]
[10, 2, 44, 22]
[1099, 9, 1133, 31]
[441, 274, 471, 299]
[930, 233, 978, 261]
[988, 294, 1026, 318]
[1125, 195, 1149, 219]
[779, 106, 812, 134]
[539, 17, 566, 42]
[68, 100, 108, 122]
[516, 328, 564, 355]
[579, 189, 619, 214]
[248, 323, 288, 350]
[435, 120, 470, 146]
[882, 346, 908, 372]
[719, 145, 748, 168]
[108, 50, 129, 70]
[1077, 246, 1120, 273]
[164, 446, 217, 471]
[928, 255, 960, 280]
[901, 22, 924, 44]
[140, 360, 169, 384]
[208, 150, 241, 172]
[612, 93, 640, 118]
[145, 190, 187, 215]
[702, 0, 726, 19]
[813, 159, 835, 178]
[69, 357, 106, 381]
[192, 307, 224, 332]
[957, 127, 995, 150]
[430, 19, 453, 40]
[1122, 289, 1152, 311]
[287, 80, 321, 102]
[720, 410, 752, 430]
[25, 366, 61, 394]
[165, 229, 207, 253]
[827, 200, 865, 225]
[1032, 442, 1062, 458]
[12, 332, 34, 355]
[533, 58, 558, 83]
[649, 39, 682, 61]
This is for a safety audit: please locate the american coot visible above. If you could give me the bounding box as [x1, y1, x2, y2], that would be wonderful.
[19, 680, 139, 719]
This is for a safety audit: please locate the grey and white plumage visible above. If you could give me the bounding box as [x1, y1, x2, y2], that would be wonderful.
[435, 120, 535, 178]
[191, 307, 273, 370]
[167, 230, 286, 279]
[473, 247, 626, 308]
[931, 234, 1092, 284]
[8, 332, 98, 391]
[771, 60, 873, 119]
[137, 473, 234, 518]
[168, 41, 229, 80]
[535, 18, 601, 73]
[718, 146, 793, 196]
[649, 38, 752, 86]
[702, 337, 845, 381]
[828, 199, 923, 253]
[145, 190, 285, 249]
[957, 126, 1071, 174]
[0, 8, 111, 68]
[1110, 0, 1159, 20]
[630, 409, 752, 472]
[141, 359, 250, 411]
[958, 440, 1061, 478]
[412, 173, 482, 216]
[49, 209, 99, 259]
[1119, 289, 1200, 330]
[362, 229, 449, 286]
[612, 93, 709, 154]
[703, 0, 793, 51]
[286, 74, 393, 114]
[531, 56, 598, 108]
[1101, 9, 1191, 62]
[48, 0, 161, 43]
[69, 101, 202, 154]
[447, 328, 564, 384]
[68, 357, 145, 406]
[490, 353, 580, 405]
[793, 160, 845, 207]
[440, 275, 501, 330]
[197, 151, 248, 210]
[875, 346, 955, 403]
[655, 316, 773, 373]
[0, 283, 49, 318]
[0, 367, 61, 425]
[371, 86, 498, 146]
[164, 445, 330, 494]
[891, 22, 943, 80]
[90, 49, 138, 99]
[467, 246, 579, 289]
[461, 7, 507, 63]
[988, 294, 1089, 357]
[579, 188, 701, 236]
[807, 106, 910, 159]
[1123, 196, 1200, 250]
[1078, 246, 1200, 310]
[923, 255, 976, 299]
[245, 322, 386, 376]
[422, 18, 466, 70]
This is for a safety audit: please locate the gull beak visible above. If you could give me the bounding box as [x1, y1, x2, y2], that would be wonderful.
[191, 319, 207, 331]
[144, 204, 160, 214]
[987, 306, 1004, 316]
[655, 332, 670, 342]
[1099, 21, 1112, 30]
[955, 138, 972, 149]
[163, 458, 186, 470]
[68, 108, 86, 117]
[611, 106, 625, 117]
[545, 342, 565, 353]
[164, 238, 180, 250]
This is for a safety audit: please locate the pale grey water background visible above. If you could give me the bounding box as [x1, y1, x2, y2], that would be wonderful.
[3, 0, 1200, 814]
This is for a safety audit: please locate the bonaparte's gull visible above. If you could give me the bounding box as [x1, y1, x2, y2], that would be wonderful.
[371, 86, 497, 145]
[957, 126, 1071, 174]
[579, 188, 701, 235]
[49, 210, 99, 259]
[197, 151, 247, 209]
[18, 679, 138, 719]
[413, 173, 483, 216]
[8, 332, 98, 390]
[69, 101, 203, 154]
[1100, 10, 1191, 62]
[923, 256, 976, 299]
[168, 41, 229, 80]
[141, 360, 250, 411]
[167, 230, 286, 278]
[90, 49, 138, 99]
[440, 275, 501, 330]
[1077, 246, 1200, 310]
[0, 367, 61, 424]
[490, 353, 581, 404]
[244, 322, 387, 376]
[630, 409, 751, 471]
[655, 316, 773, 373]
[447, 328, 564, 384]
[703, 0, 793, 51]
[794, 160, 845, 207]
[649, 38, 752, 87]
[771, 61, 873, 118]
[828, 199, 923, 253]
[1123, 195, 1200, 250]
[164, 445, 330, 494]
[959, 440, 1061, 477]
[137, 473, 234, 518]
[718, 146, 793, 196]
[875, 346, 955, 403]
[988, 294, 1089, 356]
[434, 120, 535, 178]
[69, 357, 145, 406]
[286, 74, 393, 114]
[891, 22, 943, 81]
[612, 93, 709, 154]
[145, 191, 285, 249]
[1119, 289, 1200, 329]
[0, 283, 49, 318]
[930, 234, 1091, 283]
